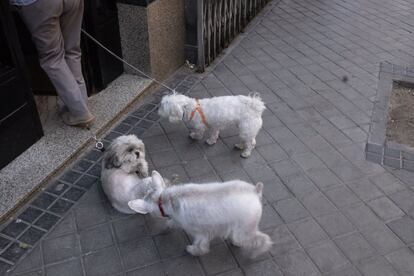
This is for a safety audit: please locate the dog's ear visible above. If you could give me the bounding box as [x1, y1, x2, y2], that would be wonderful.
[169, 102, 184, 123]
[104, 150, 121, 169]
[151, 170, 166, 190]
[128, 200, 150, 214]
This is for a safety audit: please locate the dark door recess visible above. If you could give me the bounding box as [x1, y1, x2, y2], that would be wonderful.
[0, 1, 43, 170]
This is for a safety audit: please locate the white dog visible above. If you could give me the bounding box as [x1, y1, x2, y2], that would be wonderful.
[101, 135, 149, 214]
[128, 171, 272, 258]
[158, 93, 265, 157]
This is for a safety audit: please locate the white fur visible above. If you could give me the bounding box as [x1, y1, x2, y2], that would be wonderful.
[158, 93, 266, 157]
[128, 171, 273, 258]
[101, 135, 150, 214]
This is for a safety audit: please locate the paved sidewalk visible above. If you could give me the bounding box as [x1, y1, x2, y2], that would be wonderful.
[3, 0, 414, 275]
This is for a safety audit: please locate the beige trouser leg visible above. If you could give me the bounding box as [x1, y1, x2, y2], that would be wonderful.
[19, 0, 91, 118]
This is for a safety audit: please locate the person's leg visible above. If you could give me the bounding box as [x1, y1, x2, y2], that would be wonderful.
[60, 0, 88, 102]
[19, 0, 93, 125]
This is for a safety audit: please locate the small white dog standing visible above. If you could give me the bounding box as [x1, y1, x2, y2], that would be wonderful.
[128, 171, 273, 258]
[158, 93, 265, 157]
[101, 135, 150, 214]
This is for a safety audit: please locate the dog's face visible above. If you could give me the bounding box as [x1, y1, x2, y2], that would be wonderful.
[158, 94, 190, 123]
[103, 135, 147, 175]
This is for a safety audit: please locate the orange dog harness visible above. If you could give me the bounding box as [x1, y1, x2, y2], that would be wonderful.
[189, 99, 209, 128]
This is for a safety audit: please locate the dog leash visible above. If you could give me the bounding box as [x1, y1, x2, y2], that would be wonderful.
[80, 28, 178, 153]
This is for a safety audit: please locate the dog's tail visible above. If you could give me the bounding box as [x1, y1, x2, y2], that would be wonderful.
[255, 182, 264, 198]
[247, 92, 266, 114]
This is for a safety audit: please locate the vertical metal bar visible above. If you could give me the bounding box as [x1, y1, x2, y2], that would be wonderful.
[213, 0, 217, 59]
[197, 0, 205, 72]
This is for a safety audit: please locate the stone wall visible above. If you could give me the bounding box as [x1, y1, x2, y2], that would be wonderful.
[117, 0, 185, 80]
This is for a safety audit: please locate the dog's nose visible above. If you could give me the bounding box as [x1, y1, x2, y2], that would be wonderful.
[135, 152, 140, 158]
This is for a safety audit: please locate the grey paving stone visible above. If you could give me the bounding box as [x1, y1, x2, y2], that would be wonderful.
[369, 173, 406, 194]
[328, 115, 356, 130]
[357, 256, 398, 276]
[216, 268, 244, 276]
[74, 202, 107, 231]
[292, 152, 325, 172]
[126, 262, 164, 276]
[306, 240, 348, 273]
[360, 225, 404, 255]
[330, 162, 364, 182]
[306, 167, 343, 191]
[199, 243, 237, 275]
[154, 230, 188, 259]
[112, 215, 147, 243]
[273, 198, 310, 223]
[346, 178, 384, 202]
[259, 203, 284, 230]
[342, 204, 383, 231]
[30, 193, 57, 211]
[79, 224, 114, 253]
[315, 212, 355, 238]
[266, 225, 301, 257]
[389, 190, 414, 217]
[150, 149, 181, 168]
[46, 182, 69, 196]
[261, 178, 291, 203]
[269, 159, 302, 179]
[244, 163, 278, 182]
[256, 143, 288, 163]
[387, 216, 414, 244]
[327, 265, 361, 276]
[367, 197, 404, 221]
[209, 155, 242, 174]
[183, 158, 215, 178]
[342, 127, 367, 143]
[300, 191, 337, 217]
[119, 237, 160, 270]
[282, 174, 318, 200]
[12, 246, 42, 274]
[162, 255, 204, 276]
[45, 259, 83, 276]
[83, 246, 122, 276]
[386, 248, 414, 276]
[1, 220, 29, 239]
[325, 185, 361, 208]
[242, 259, 283, 276]
[42, 233, 80, 264]
[273, 249, 320, 276]
[288, 217, 328, 248]
[19, 227, 46, 246]
[199, 140, 231, 157]
[334, 233, 376, 263]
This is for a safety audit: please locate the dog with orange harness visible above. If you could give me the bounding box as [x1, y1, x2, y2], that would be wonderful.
[158, 93, 265, 157]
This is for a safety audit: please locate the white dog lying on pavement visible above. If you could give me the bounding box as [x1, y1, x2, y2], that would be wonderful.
[158, 93, 265, 157]
[101, 135, 150, 214]
[128, 171, 272, 258]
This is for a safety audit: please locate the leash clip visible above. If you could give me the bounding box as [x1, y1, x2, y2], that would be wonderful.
[92, 135, 105, 152]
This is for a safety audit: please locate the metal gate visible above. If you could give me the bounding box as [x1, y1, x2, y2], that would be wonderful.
[185, 0, 271, 72]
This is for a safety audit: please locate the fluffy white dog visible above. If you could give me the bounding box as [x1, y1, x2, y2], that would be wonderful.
[101, 135, 150, 214]
[128, 171, 272, 258]
[158, 93, 265, 157]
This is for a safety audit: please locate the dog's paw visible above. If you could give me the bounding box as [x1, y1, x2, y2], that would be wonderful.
[186, 245, 207, 256]
[206, 138, 217, 146]
[189, 132, 201, 140]
[234, 143, 244, 150]
[241, 151, 251, 158]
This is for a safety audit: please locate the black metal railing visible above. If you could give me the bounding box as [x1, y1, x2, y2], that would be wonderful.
[185, 0, 271, 72]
